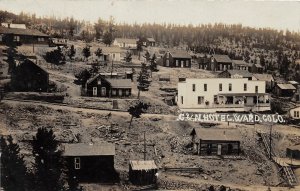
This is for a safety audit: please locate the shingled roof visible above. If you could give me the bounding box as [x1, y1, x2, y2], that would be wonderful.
[0, 26, 49, 37]
[212, 54, 232, 63]
[107, 79, 131, 88]
[130, 160, 158, 171]
[62, 143, 115, 156]
[276, 83, 296, 90]
[232, 60, 252, 67]
[226, 70, 252, 78]
[191, 128, 241, 142]
[169, 50, 191, 59]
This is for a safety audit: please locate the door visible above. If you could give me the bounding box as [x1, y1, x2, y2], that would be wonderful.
[217, 144, 222, 155]
[93, 87, 97, 96]
[101, 87, 106, 97]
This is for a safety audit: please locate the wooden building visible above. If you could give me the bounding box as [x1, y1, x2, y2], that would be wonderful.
[209, 54, 232, 71]
[252, 74, 275, 93]
[252, 63, 264, 73]
[232, 60, 252, 71]
[146, 38, 156, 47]
[11, 59, 49, 92]
[190, 128, 241, 156]
[129, 160, 158, 185]
[286, 145, 300, 160]
[274, 83, 296, 97]
[0, 26, 49, 46]
[62, 143, 118, 183]
[218, 70, 253, 80]
[161, 50, 192, 68]
[85, 74, 132, 97]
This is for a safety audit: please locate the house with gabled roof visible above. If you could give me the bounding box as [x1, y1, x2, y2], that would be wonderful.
[0, 26, 49, 46]
[113, 38, 138, 48]
[274, 83, 296, 97]
[85, 74, 132, 97]
[252, 63, 264, 73]
[218, 69, 253, 80]
[161, 50, 192, 68]
[62, 142, 119, 183]
[252, 74, 275, 92]
[209, 54, 232, 71]
[232, 60, 252, 71]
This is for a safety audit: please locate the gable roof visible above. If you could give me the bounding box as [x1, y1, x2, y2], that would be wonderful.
[232, 60, 252, 67]
[221, 70, 252, 78]
[19, 59, 48, 74]
[62, 143, 115, 156]
[0, 26, 49, 37]
[276, 83, 296, 90]
[253, 74, 274, 81]
[254, 63, 263, 68]
[114, 38, 137, 44]
[212, 54, 232, 63]
[191, 128, 241, 142]
[107, 79, 131, 88]
[169, 50, 191, 59]
[147, 37, 155, 42]
[130, 160, 158, 171]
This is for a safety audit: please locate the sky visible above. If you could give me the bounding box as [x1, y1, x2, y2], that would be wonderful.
[0, 0, 300, 31]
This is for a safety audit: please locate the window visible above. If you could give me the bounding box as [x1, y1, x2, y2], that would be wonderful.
[13, 35, 20, 42]
[244, 83, 247, 91]
[125, 90, 130, 96]
[176, 60, 179, 67]
[198, 96, 204, 104]
[0, 34, 3, 42]
[74, 157, 80, 169]
[229, 83, 232, 91]
[181, 96, 183, 104]
[166, 53, 170, 58]
[219, 83, 222, 91]
[181, 61, 184, 67]
[204, 84, 207, 91]
[119, 89, 123, 96]
[166, 60, 169, 67]
[294, 111, 297, 117]
[38, 37, 44, 42]
[185, 61, 189, 67]
[192, 84, 195, 92]
[255, 86, 258, 93]
[112, 89, 117, 96]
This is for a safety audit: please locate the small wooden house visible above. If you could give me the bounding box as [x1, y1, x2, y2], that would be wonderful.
[85, 74, 132, 97]
[190, 128, 241, 156]
[11, 59, 49, 92]
[286, 145, 300, 160]
[161, 50, 192, 68]
[0, 26, 49, 46]
[209, 54, 232, 71]
[62, 143, 118, 183]
[129, 160, 158, 185]
[274, 83, 296, 97]
[232, 60, 252, 71]
[252, 63, 264, 73]
[218, 70, 253, 80]
[252, 74, 275, 93]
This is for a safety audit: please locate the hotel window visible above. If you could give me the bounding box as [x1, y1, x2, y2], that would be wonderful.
[204, 84, 207, 91]
[219, 83, 222, 91]
[244, 83, 247, 91]
[198, 96, 204, 104]
[74, 157, 80, 169]
[255, 86, 258, 93]
[181, 96, 183, 104]
[13, 36, 20, 42]
[192, 84, 195, 92]
[229, 83, 232, 91]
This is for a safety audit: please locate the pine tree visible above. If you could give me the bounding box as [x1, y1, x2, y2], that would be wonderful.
[44, 47, 66, 66]
[32, 128, 65, 191]
[128, 101, 150, 129]
[137, 63, 151, 99]
[68, 45, 76, 60]
[1, 136, 31, 191]
[82, 45, 91, 61]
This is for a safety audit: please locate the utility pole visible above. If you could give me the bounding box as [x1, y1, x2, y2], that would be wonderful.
[269, 124, 272, 159]
[144, 131, 146, 161]
[110, 58, 114, 78]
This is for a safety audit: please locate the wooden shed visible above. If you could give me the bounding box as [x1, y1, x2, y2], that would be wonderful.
[129, 160, 158, 185]
[190, 128, 241, 156]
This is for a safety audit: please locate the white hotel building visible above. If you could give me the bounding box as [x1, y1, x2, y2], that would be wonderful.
[177, 78, 270, 112]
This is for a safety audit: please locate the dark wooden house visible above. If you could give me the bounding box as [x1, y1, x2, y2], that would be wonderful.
[209, 54, 232, 71]
[146, 38, 156, 47]
[11, 59, 49, 92]
[274, 83, 296, 97]
[252, 63, 264, 73]
[190, 128, 241, 156]
[129, 160, 158, 185]
[62, 143, 118, 183]
[161, 50, 192, 68]
[218, 70, 253, 80]
[0, 26, 49, 46]
[286, 145, 300, 160]
[85, 74, 132, 97]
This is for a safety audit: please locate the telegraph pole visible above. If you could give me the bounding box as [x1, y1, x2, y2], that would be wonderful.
[144, 131, 146, 161]
[269, 124, 273, 159]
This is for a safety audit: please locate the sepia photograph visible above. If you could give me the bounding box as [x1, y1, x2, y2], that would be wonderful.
[0, 0, 300, 190]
